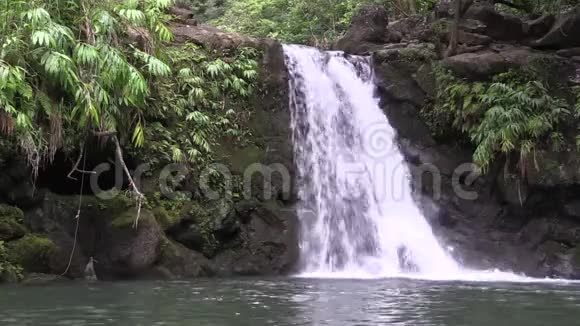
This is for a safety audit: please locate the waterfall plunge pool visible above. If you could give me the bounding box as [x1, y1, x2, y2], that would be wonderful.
[2, 278, 580, 325]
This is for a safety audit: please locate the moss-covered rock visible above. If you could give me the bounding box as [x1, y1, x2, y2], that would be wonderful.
[0, 204, 27, 241]
[334, 5, 391, 54]
[110, 209, 139, 229]
[156, 237, 214, 278]
[0, 204, 23, 220]
[6, 234, 58, 274]
[372, 44, 437, 107]
[152, 206, 182, 230]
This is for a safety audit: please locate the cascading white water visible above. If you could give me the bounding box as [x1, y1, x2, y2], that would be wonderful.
[284, 44, 461, 279]
[283, 44, 574, 283]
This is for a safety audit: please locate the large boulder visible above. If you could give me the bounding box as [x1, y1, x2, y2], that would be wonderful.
[464, 2, 525, 41]
[372, 43, 437, 106]
[213, 200, 299, 275]
[25, 194, 164, 279]
[6, 234, 58, 274]
[443, 45, 574, 80]
[154, 239, 214, 279]
[443, 51, 507, 79]
[97, 209, 163, 278]
[335, 6, 391, 54]
[388, 16, 432, 42]
[171, 23, 259, 50]
[532, 5, 580, 49]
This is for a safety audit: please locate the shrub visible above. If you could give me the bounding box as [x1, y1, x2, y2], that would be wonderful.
[0, 240, 23, 283]
[426, 67, 571, 174]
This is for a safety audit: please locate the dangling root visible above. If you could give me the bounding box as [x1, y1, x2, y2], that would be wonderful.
[111, 135, 145, 228]
[67, 144, 96, 180]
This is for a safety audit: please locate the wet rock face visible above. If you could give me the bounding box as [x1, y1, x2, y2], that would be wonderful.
[0, 158, 44, 208]
[372, 44, 437, 106]
[335, 6, 391, 54]
[213, 200, 299, 276]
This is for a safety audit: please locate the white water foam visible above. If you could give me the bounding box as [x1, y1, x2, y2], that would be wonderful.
[283, 44, 573, 284]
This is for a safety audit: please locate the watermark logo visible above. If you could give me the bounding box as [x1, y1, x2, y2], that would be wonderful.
[363, 122, 397, 159]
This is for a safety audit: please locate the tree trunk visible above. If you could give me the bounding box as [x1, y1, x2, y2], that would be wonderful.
[408, 0, 417, 14]
[445, 0, 462, 57]
[444, 0, 474, 57]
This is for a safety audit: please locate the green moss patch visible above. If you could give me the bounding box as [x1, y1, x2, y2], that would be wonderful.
[0, 240, 23, 283]
[0, 204, 27, 241]
[6, 234, 57, 274]
[153, 206, 182, 230]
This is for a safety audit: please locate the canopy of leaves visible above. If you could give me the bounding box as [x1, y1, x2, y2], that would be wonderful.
[136, 44, 259, 169]
[427, 68, 572, 174]
[0, 0, 259, 176]
[212, 0, 437, 45]
[0, 0, 176, 174]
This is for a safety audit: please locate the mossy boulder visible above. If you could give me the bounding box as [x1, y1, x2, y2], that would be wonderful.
[110, 208, 146, 229]
[372, 44, 436, 106]
[99, 208, 163, 277]
[152, 206, 182, 231]
[0, 204, 27, 241]
[168, 199, 234, 258]
[6, 234, 58, 274]
[156, 237, 214, 278]
[334, 5, 391, 54]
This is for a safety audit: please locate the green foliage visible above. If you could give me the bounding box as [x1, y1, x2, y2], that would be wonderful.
[0, 240, 23, 282]
[0, 204, 28, 242]
[148, 191, 190, 229]
[213, 0, 366, 44]
[138, 44, 259, 168]
[428, 67, 571, 173]
[214, 0, 438, 45]
[189, 0, 579, 45]
[176, 0, 228, 21]
[6, 234, 57, 274]
[0, 0, 174, 172]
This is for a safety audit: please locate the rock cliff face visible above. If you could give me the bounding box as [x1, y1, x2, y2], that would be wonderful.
[0, 21, 298, 282]
[335, 4, 580, 278]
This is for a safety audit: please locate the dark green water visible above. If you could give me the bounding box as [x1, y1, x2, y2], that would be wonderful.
[1, 278, 580, 325]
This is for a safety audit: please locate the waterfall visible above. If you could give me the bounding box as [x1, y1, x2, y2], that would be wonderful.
[284, 44, 462, 278]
